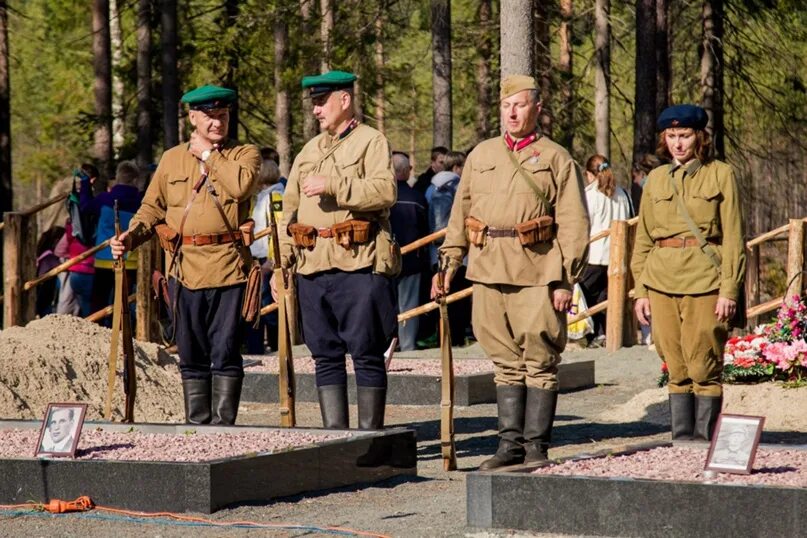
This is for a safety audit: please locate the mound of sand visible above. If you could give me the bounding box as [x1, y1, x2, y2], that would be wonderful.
[0, 315, 183, 422]
[599, 384, 807, 431]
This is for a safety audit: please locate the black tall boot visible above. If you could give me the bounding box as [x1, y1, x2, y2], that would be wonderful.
[479, 385, 526, 470]
[318, 385, 349, 429]
[523, 387, 558, 464]
[669, 393, 695, 440]
[182, 378, 211, 425]
[694, 395, 722, 441]
[357, 386, 386, 430]
[211, 375, 243, 425]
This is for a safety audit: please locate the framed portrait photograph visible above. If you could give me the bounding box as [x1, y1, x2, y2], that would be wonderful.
[705, 414, 765, 475]
[35, 403, 88, 458]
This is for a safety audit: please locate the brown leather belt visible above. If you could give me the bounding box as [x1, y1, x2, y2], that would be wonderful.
[655, 237, 717, 248]
[487, 227, 517, 238]
[317, 227, 335, 239]
[182, 231, 242, 246]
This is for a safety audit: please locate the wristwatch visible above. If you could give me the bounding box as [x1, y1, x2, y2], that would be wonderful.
[201, 149, 212, 162]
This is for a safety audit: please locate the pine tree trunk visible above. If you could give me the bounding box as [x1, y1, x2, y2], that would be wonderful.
[300, 0, 318, 140]
[533, 0, 552, 135]
[0, 1, 11, 214]
[92, 0, 113, 179]
[655, 0, 671, 115]
[633, 0, 658, 167]
[558, 0, 574, 148]
[594, 0, 610, 158]
[274, 12, 292, 177]
[320, 0, 333, 71]
[374, 12, 385, 134]
[110, 0, 124, 158]
[501, 0, 533, 77]
[701, 0, 724, 159]
[161, 0, 179, 149]
[431, 0, 452, 148]
[136, 0, 152, 177]
[224, 0, 239, 141]
[475, 0, 492, 142]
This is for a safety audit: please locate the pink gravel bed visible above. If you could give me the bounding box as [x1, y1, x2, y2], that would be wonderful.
[0, 429, 350, 462]
[243, 356, 493, 376]
[533, 445, 807, 487]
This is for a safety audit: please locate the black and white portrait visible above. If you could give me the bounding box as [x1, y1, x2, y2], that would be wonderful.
[35, 403, 87, 457]
[705, 414, 764, 474]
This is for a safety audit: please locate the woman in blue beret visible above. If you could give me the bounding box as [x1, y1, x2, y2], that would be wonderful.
[630, 104, 745, 442]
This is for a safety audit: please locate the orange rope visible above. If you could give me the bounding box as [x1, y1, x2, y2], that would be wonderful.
[0, 497, 391, 538]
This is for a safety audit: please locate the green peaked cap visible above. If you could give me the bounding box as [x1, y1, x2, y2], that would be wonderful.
[181, 85, 236, 110]
[301, 70, 357, 96]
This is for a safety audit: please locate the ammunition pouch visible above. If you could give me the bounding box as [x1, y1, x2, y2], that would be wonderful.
[465, 216, 488, 247]
[239, 219, 256, 247]
[241, 261, 262, 326]
[155, 223, 179, 253]
[288, 223, 317, 250]
[514, 216, 554, 246]
[332, 221, 355, 250]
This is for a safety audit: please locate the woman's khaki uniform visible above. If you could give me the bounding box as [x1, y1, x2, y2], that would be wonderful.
[631, 158, 745, 439]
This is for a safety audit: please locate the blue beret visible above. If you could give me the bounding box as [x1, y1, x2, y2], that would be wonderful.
[301, 70, 357, 97]
[181, 85, 236, 110]
[656, 104, 708, 131]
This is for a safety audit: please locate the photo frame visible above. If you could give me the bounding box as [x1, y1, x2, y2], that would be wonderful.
[35, 403, 88, 458]
[704, 414, 765, 475]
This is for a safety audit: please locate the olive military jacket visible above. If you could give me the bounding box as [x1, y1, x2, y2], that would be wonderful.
[279, 123, 397, 276]
[127, 140, 261, 289]
[440, 134, 590, 288]
[631, 159, 745, 301]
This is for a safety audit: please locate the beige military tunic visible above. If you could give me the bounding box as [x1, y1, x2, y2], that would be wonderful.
[127, 140, 261, 289]
[279, 123, 397, 275]
[441, 134, 590, 389]
[631, 159, 745, 396]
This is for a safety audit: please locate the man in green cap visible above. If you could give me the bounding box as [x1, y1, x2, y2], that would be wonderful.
[273, 70, 399, 430]
[433, 74, 590, 469]
[111, 84, 261, 425]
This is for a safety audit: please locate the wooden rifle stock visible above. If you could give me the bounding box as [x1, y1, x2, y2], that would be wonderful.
[436, 257, 457, 471]
[269, 197, 296, 427]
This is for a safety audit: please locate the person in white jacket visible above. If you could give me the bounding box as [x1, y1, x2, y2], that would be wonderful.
[580, 154, 633, 346]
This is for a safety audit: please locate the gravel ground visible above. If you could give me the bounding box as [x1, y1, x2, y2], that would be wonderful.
[1, 342, 805, 538]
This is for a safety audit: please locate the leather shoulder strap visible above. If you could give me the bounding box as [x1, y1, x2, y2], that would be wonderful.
[168, 173, 207, 275]
[667, 166, 722, 271]
[502, 138, 552, 214]
[205, 180, 251, 268]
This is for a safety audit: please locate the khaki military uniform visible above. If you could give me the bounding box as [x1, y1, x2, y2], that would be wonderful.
[441, 135, 589, 390]
[631, 159, 745, 396]
[128, 140, 262, 287]
[280, 123, 398, 391]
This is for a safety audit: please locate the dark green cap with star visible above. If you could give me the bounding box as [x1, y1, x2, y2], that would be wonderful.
[181, 85, 237, 111]
[301, 70, 357, 97]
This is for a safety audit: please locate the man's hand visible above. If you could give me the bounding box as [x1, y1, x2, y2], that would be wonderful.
[715, 297, 737, 323]
[110, 231, 129, 260]
[188, 131, 214, 160]
[269, 272, 279, 302]
[302, 175, 328, 197]
[552, 289, 573, 313]
[430, 271, 453, 300]
[635, 298, 652, 326]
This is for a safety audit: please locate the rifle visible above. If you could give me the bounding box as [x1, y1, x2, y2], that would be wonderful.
[436, 254, 457, 471]
[269, 193, 296, 427]
[104, 200, 137, 423]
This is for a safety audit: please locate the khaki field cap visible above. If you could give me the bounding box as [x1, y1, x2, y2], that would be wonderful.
[500, 75, 539, 100]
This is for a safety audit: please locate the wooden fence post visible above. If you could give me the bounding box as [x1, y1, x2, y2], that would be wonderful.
[785, 219, 805, 305]
[135, 237, 160, 342]
[745, 244, 760, 327]
[3, 212, 36, 328]
[606, 220, 629, 352]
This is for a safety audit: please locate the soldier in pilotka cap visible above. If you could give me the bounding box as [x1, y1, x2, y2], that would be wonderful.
[273, 70, 399, 430]
[111, 84, 261, 426]
[433, 74, 590, 469]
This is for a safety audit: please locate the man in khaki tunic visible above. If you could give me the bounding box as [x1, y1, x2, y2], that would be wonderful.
[434, 75, 589, 469]
[111, 85, 261, 425]
[274, 70, 399, 430]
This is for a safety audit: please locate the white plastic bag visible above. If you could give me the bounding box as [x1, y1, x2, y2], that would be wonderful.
[567, 283, 595, 340]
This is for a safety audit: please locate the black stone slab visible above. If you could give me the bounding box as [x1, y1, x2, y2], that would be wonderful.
[242, 360, 595, 406]
[0, 421, 416, 514]
[467, 443, 806, 538]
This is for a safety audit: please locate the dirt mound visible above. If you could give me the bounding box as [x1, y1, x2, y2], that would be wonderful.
[0, 315, 183, 422]
[599, 384, 807, 431]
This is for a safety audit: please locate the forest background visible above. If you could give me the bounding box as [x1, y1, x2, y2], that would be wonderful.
[0, 0, 805, 255]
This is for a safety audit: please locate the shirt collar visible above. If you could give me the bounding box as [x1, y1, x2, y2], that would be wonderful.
[504, 131, 539, 152]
